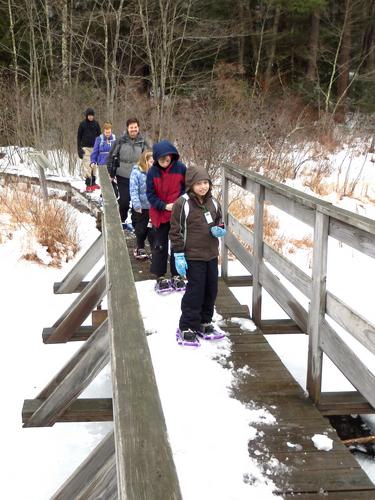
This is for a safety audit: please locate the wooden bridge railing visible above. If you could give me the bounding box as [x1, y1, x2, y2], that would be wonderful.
[22, 166, 181, 499]
[221, 162, 375, 412]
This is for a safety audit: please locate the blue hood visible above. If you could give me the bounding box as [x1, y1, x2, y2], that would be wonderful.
[152, 140, 179, 162]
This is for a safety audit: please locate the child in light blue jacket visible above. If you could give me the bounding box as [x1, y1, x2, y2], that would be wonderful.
[130, 151, 154, 259]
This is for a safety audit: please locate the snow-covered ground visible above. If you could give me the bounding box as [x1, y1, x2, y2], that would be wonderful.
[1, 144, 375, 498]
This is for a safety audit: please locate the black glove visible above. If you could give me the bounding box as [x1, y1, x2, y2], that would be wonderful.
[78, 148, 84, 159]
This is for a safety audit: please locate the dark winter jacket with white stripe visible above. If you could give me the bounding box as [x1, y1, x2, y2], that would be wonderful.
[169, 165, 222, 261]
[130, 164, 150, 210]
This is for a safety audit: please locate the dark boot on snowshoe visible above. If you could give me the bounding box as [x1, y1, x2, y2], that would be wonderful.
[176, 328, 200, 347]
[171, 275, 186, 291]
[197, 323, 226, 340]
[155, 277, 173, 294]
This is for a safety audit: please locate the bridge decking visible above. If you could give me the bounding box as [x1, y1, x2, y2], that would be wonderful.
[127, 234, 375, 499]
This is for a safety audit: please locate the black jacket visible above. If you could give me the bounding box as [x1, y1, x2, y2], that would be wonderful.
[77, 119, 101, 152]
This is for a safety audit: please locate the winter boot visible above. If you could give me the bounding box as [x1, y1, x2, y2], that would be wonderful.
[176, 328, 200, 347]
[133, 248, 148, 260]
[155, 276, 173, 294]
[171, 275, 186, 291]
[85, 178, 94, 192]
[197, 323, 226, 341]
[91, 175, 100, 190]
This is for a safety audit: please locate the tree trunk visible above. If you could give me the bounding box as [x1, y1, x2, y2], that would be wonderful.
[306, 9, 320, 83]
[60, 0, 69, 88]
[264, 5, 280, 92]
[109, 0, 125, 123]
[44, 0, 54, 74]
[7, 0, 21, 138]
[336, 0, 352, 120]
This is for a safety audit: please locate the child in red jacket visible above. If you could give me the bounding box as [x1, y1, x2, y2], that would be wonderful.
[146, 140, 186, 293]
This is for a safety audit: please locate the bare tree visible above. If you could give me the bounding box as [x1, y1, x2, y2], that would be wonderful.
[306, 9, 321, 83]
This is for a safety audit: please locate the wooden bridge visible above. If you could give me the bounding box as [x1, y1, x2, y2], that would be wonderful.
[20, 157, 375, 498]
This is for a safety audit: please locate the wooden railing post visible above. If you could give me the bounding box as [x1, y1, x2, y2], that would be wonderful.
[252, 183, 265, 327]
[221, 167, 229, 278]
[307, 209, 329, 404]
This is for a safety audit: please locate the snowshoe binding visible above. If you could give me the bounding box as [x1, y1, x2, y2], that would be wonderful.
[176, 328, 200, 347]
[155, 277, 173, 294]
[171, 275, 186, 292]
[133, 248, 149, 260]
[197, 323, 226, 341]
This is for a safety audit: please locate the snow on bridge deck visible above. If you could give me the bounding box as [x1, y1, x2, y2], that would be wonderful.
[127, 233, 375, 499]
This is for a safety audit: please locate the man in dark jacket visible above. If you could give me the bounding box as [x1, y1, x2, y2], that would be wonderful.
[107, 117, 151, 228]
[77, 108, 101, 192]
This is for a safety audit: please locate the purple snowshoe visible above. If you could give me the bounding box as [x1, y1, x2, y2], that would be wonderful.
[197, 323, 226, 341]
[176, 329, 200, 347]
[155, 277, 173, 294]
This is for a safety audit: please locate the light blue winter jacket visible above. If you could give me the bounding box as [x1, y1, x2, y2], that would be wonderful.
[130, 164, 150, 210]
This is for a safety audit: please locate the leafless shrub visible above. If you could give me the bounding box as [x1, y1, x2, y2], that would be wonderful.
[0, 183, 79, 267]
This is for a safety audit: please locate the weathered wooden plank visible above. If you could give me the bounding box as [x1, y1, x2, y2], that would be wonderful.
[272, 451, 358, 470]
[259, 262, 308, 333]
[326, 292, 375, 355]
[54, 234, 103, 294]
[4, 164, 100, 216]
[99, 168, 182, 500]
[221, 169, 229, 277]
[252, 183, 264, 326]
[216, 304, 250, 318]
[24, 321, 109, 427]
[223, 162, 375, 236]
[228, 213, 312, 298]
[318, 391, 375, 415]
[22, 398, 113, 423]
[53, 281, 90, 294]
[275, 468, 374, 494]
[42, 325, 96, 343]
[223, 275, 253, 287]
[50, 431, 116, 500]
[253, 420, 346, 453]
[283, 492, 375, 499]
[225, 230, 254, 274]
[228, 214, 375, 360]
[265, 186, 316, 227]
[46, 266, 106, 343]
[225, 230, 309, 332]
[37, 163, 48, 202]
[74, 455, 117, 500]
[320, 319, 375, 409]
[226, 333, 267, 343]
[329, 217, 375, 259]
[307, 211, 328, 404]
[261, 319, 304, 334]
[229, 341, 276, 353]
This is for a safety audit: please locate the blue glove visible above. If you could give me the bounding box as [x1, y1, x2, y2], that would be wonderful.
[174, 253, 188, 277]
[210, 225, 227, 238]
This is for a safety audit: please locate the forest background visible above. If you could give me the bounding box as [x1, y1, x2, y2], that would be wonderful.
[0, 0, 374, 186]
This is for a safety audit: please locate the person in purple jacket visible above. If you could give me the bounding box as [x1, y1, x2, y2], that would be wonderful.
[89, 122, 116, 192]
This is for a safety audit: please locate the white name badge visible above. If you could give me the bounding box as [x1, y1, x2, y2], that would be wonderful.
[204, 211, 213, 224]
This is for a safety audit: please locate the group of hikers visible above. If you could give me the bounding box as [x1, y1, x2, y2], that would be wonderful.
[77, 108, 227, 346]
